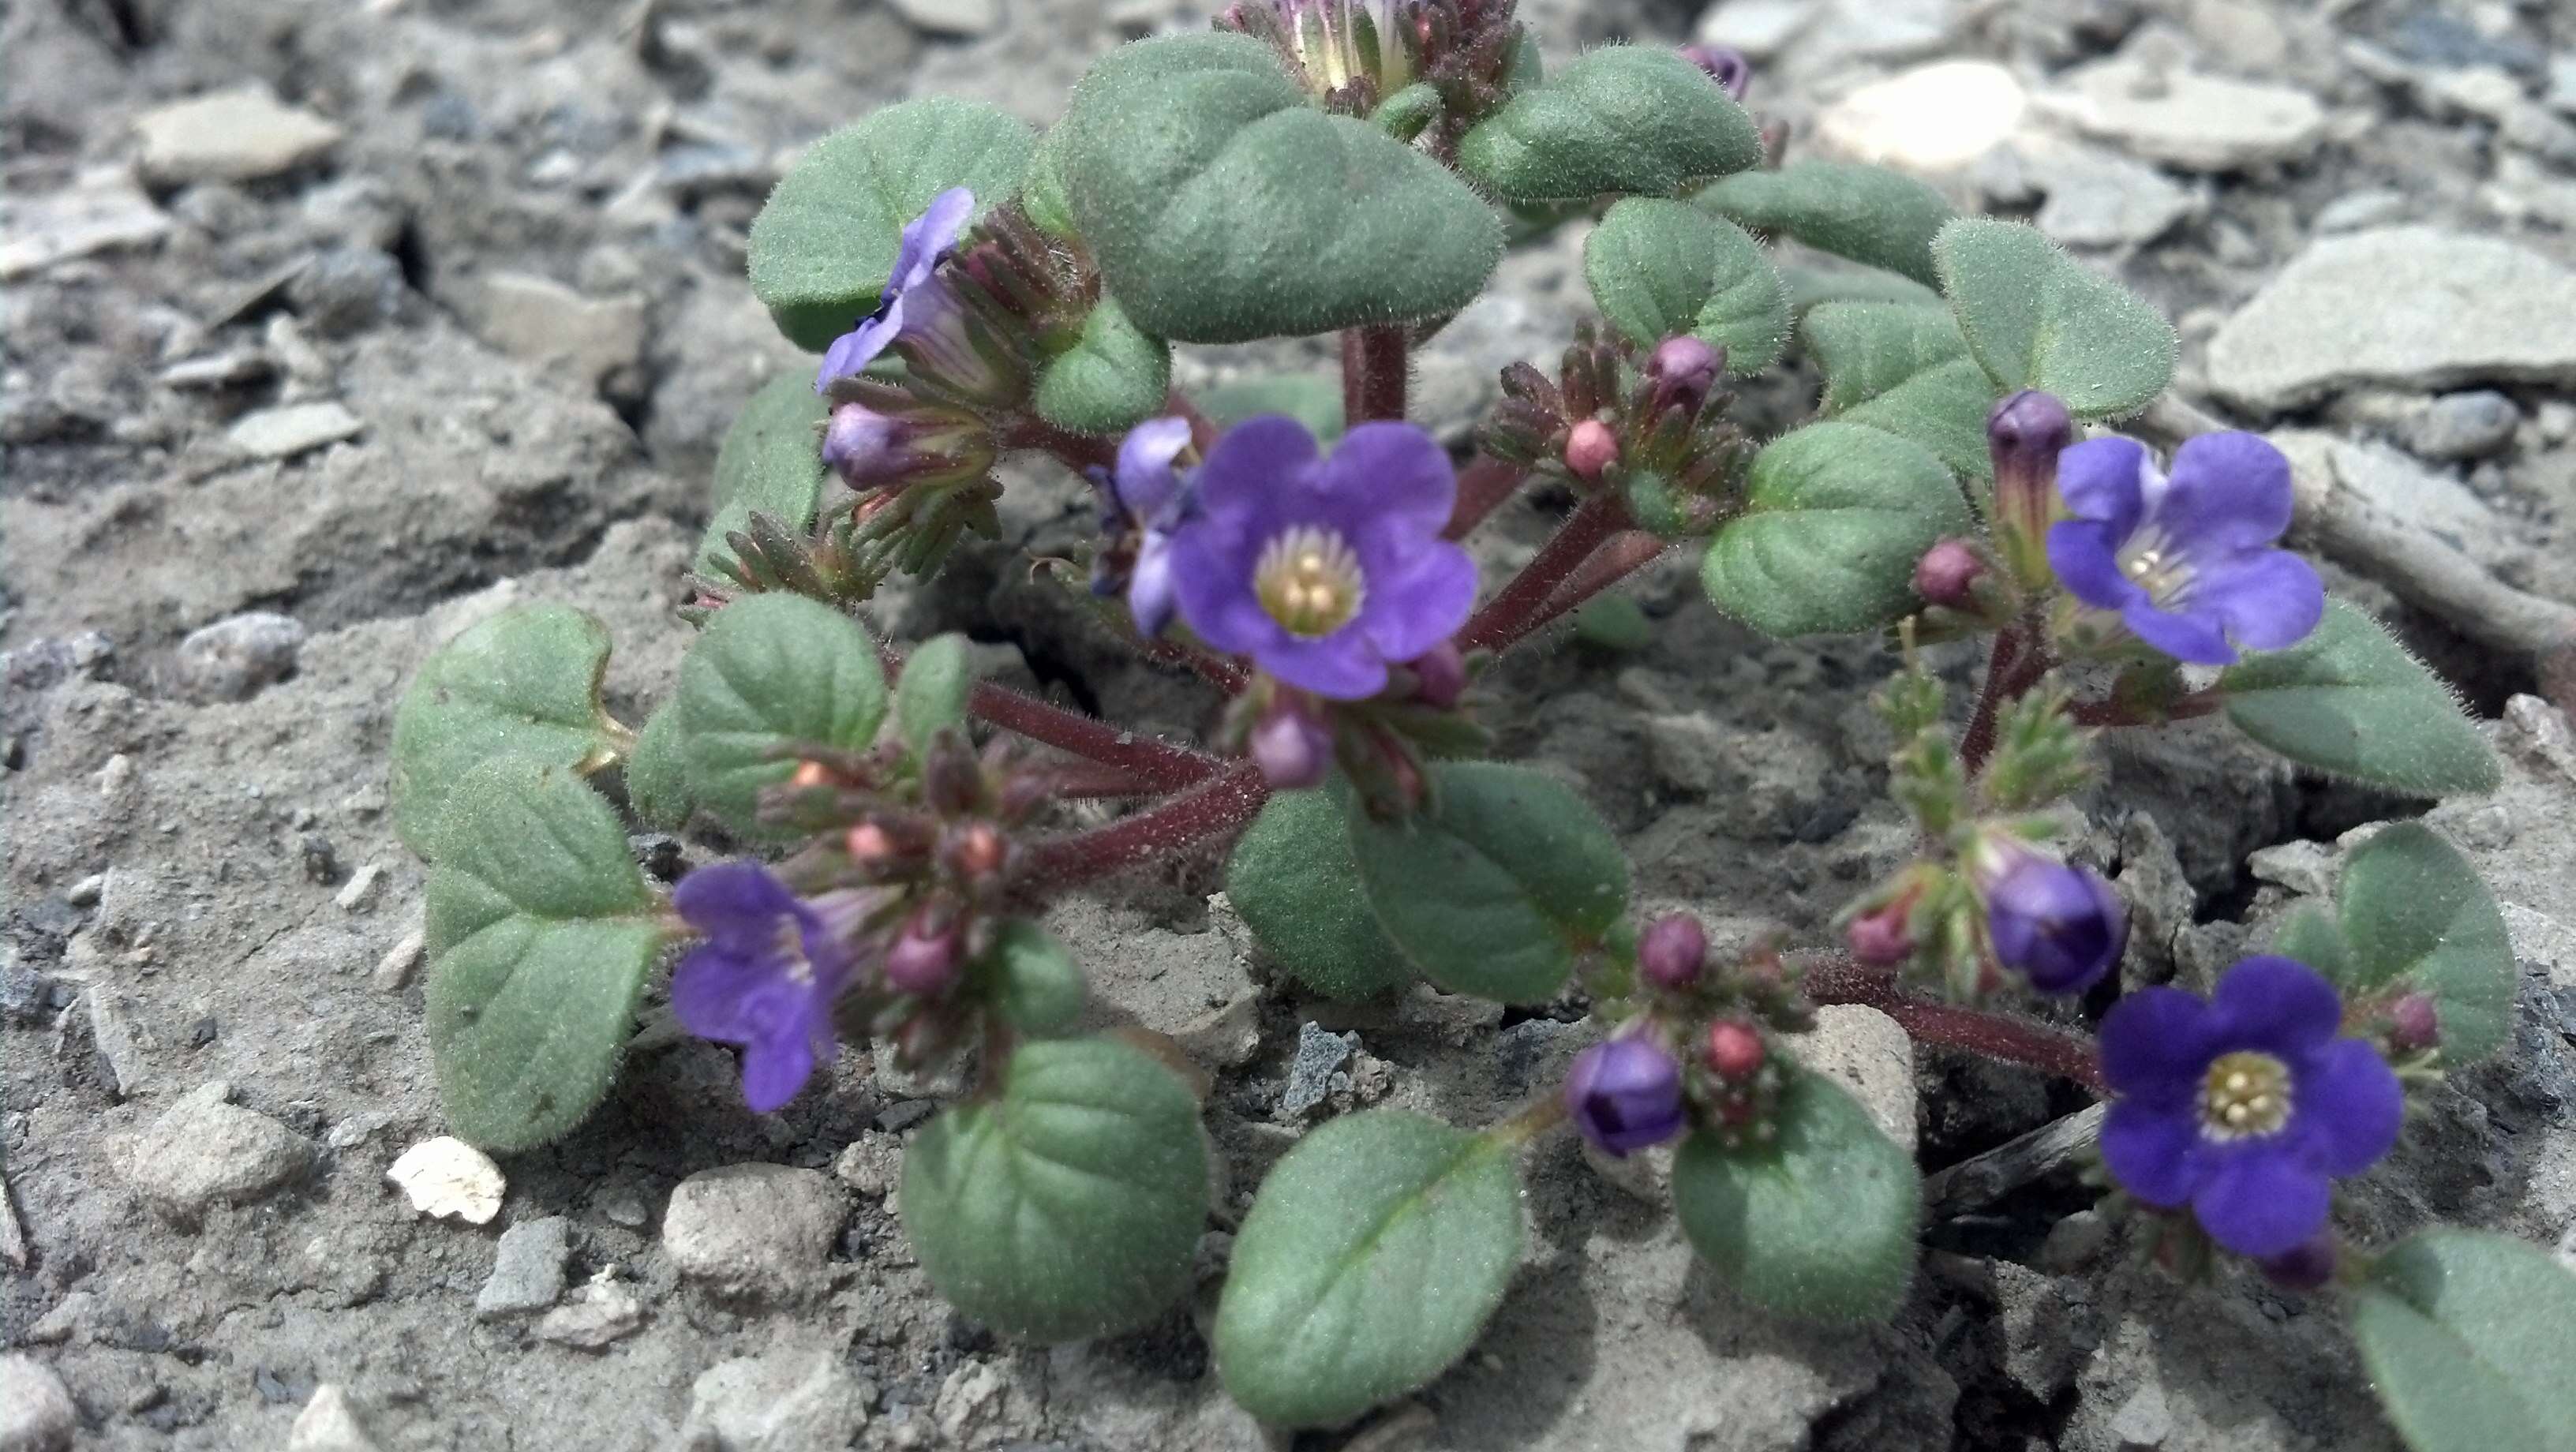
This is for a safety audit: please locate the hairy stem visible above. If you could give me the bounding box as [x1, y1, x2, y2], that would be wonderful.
[1958, 627, 2054, 778]
[1803, 954, 2106, 1095]
[1461, 495, 1627, 652]
[2067, 690, 2222, 729]
[1008, 417, 1118, 473]
[1506, 530, 1667, 646]
[1443, 455, 1530, 541]
[1017, 760, 1271, 888]
[1352, 324, 1412, 424]
[969, 681, 1221, 791]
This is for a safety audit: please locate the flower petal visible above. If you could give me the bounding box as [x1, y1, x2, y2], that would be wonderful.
[2197, 548, 2325, 653]
[2054, 436, 2153, 538]
[2101, 1099, 2201, 1207]
[739, 1025, 824, 1113]
[2211, 955, 2345, 1057]
[2121, 596, 2237, 665]
[2190, 1148, 2331, 1258]
[1356, 538, 1477, 664]
[1193, 414, 1321, 528]
[673, 862, 804, 947]
[1129, 530, 1180, 638]
[814, 305, 902, 393]
[2156, 432, 2293, 553]
[2292, 1037, 2402, 1177]
[1114, 417, 1193, 522]
[2099, 986, 2218, 1099]
[890, 186, 975, 295]
[1321, 421, 1456, 536]
[1166, 525, 1282, 657]
[2046, 520, 2147, 614]
[669, 941, 784, 1043]
[1259, 631, 1391, 700]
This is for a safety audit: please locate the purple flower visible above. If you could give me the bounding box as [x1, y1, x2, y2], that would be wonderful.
[814, 187, 976, 394]
[1565, 1038, 1687, 1157]
[2099, 956, 2402, 1259]
[1250, 700, 1334, 789]
[821, 399, 994, 493]
[1107, 416, 1195, 638]
[671, 862, 859, 1112]
[1982, 848, 2127, 994]
[2046, 433, 2324, 665]
[1164, 416, 1477, 699]
[1681, 43, 1751, 99]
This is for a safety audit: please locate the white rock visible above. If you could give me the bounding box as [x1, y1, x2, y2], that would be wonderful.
[2039, 57, 2325, 172]
[2483, 151, 2576, 231]
[2245, 839, 2338, 899]
[0, 1355, 77, 1452]
[372, 926, 426, 992]
[2548, 54, 2576, 117]
[1815, 61, 2027, 174]
[2207, 228, 2576, 412]
[333, 863, 385, 911]
[228, 402, 363, 460]
[680, 1346, 871, 1452]
[128, 1081, 313, 1226]
[1786, 1004, 1916, 1153]
[1693, 0, 1813, 61]
[0, 169, 170, 281]
[286, 1385, 380, 1452]
[134, 84, 343, 185]
[386, 1136, 506, 1224]
[2312, 188, 2406, 234]
[886, 0, 1002, 39]
[173, 611, 305, 702]
[534, 1278, 650, 1348]
[469, 273, 646, 390]
[663, 1164, 844, 1304]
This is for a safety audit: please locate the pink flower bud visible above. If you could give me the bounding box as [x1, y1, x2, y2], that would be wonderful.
[1407, 640, 1466, 709]
[1913, 538, 1987, 608]
[1564, 419, 1619, 481]
[1645, 336, 1720, 419]
[1704, 1020, 1765, 1080]
[1638, 912, 1708, 990]
[1845, 899, 1916, 967]
[883, 911, 963, 995]
[2388, 993, 2439, 1052]
[1251, 702, 1333, 791]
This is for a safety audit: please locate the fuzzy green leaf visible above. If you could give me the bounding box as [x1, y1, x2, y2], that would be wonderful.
[1346, 762, 1629, 1004]
[2351, 1229, 2576, 1452]
[674, 594, 889, 837]
[1215, 1110, 1522, 1428]
[1930, 218, 2176, 420]
[421, 758, 663, 1152]
[2218, 600, 2500, 797]
[1199, 373, 1345, 441]
[621, 704, 694, 833]
[1034, 298, 1173, 434]
[1781, 262, 1945, 316]
[900, 1037, 1208, 1342]
[2330, 823, 2515, 1065]
[1573, 595, 1657, 651]
[1672, 1067, 1920, 1323]
[1059, 33, 1501, 343]
[972, 919, 1088, 1036]
[1801, 301, 1999, 481]
[1458, 45, 1763, 204]
[697, 372, 833, 574]
[1228, 784, 1412, 999]
[1701, 160, 1956, 289]
[391, 604, 623, 857]
[2267, 903, 2353, 982]
[747, 99, 1035, 350]
[893, 633, 975, 758]
[1702, 421, 1972, 636]
[1583, 197, 1787, 374]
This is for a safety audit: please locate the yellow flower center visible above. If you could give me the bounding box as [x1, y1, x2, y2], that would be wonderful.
[2117, 526, 2193, 603]
[2199, 1050, 2293, 1140]
[1254, 524, 1366, 638]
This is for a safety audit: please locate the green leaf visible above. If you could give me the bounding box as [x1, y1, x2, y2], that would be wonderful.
[675, 594, 889, 837]
[2327, 823, 2516, 1065]
[1702, 421, 1972, 637]
[1572, 594, 1656, 651]
[972, 919, 1088, 1036]
[1780, 262, 1945, 316]
[1672, 1067, 1920, 1323]
[2350, 1228, 2576, 1452]
[622, 704, 694, 833]
[1582, 197, 1787, 375]
[2218, 599, 2500, 797]
[1199, 373, 1345, 442]
[421, 758, 664, 1152]
[1346, 762, 1629, 1003]
[391, 604, 623, 857]
[1930, 218, 2177, 420]
[1227, 784, 1412, 999]
[697, 372, 833, 575]
[1458, 45, 1764, 204]
[2267, 903, 2353, 982]
[893, 633, 975, 758]
[1215, 1110, 1522, 1428]
[1059, 33, 1502, 343]
[1801, 301, 2000, 481]
[900, 1036, 1208, 1342]
[1035, 297, 1173, 434]
[1023, 125, 1079, 241]
[1700, 160, 1956, 289]
[747, 98, 1036, 350]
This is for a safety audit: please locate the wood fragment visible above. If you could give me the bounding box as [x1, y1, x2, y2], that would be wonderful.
[1923, 1102, 2106, 1218]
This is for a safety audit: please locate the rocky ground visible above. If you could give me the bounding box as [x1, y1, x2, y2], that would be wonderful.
[6, 0, 2576, 1448]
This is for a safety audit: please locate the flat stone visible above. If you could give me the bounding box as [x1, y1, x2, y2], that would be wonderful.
[2410, 390, 2520, 461]
[173, 612, 305, 702]
[1815, 61, 2027, 174]
[1174, 994, 1263, 1069]
[475, 1215, 571, 1319]
[663, 1164, 843, 1304]
[372, 927, 425, 992]
[128, 1081, 312, 1226]
[2207, 229, 2576, 412]
[2484, 151, 2576, 231]
[286, 1385, 381, 1452]
[228, 402, 363, 460]
[1784, 1005, 1916, 1153]
[1692, 0, 1813, 61]
[86, 986, 148, 1098]
[2268, 429, 2508, 565]
[2245, 839, 2338, 899]
[0, 169, 170, 281]
[2312, 188, 2406, 234]
[134, 84, 343, 185]
[534, 1279, 650, 1348]
[2548, 54, 2576, 116]
[0, 1354, 77, 1452]
[470, 273, 646, 391]
[679, 1346, 871, 1452]
[2012, 135, 2197, 249]
[2040, 57, 2325, 171]
[886, 0, 1002, 39]
[386, 1136, 505, 1223]
[333, 863, 384, 911]
[1280, 1021, 1357, 1118]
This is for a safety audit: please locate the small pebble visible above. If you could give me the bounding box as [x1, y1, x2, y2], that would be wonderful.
[386, 1136, 506, 1224]
[372, 928, 425, 992]
[171, 612, 305, 702]
[475, 1216, 571, 1320]
[334, 863, 384, 911]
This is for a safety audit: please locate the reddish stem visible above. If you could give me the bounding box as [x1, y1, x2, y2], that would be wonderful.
[1444, 455, 1529, 541]
[1461, 495, 1627, 652]
[1007, 418, 1118, 473]
[2068, 690, 2222, 728]
[1959, 627, 2054, 778]
[1804, 954, 2106, 1094]
[1017, 760, 1271, 887]
[968, 681, 1221, 791]
[1345, 324, 1410, 424]
[1504, 530, 1666, 647]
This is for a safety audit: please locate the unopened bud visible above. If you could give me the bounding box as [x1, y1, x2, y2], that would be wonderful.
[1913, 538, 1987, 609]
[1637, 912, 1708, 990]
[2257, 1231, 2338, 1292]
[923, 739, 987, 817]
[1645, 336, 1721, 420]
[1564, 419, 1620, 482]
[884, 909, 964, 995]
[1680, 43, 1750, 100]
[1987, 390, 2073, 553]
[2388, 992, 2439, 1052]
[1845, 898, 1916, 967]
[1705, 1019, 1765, 1080]
[790, 761, 834, 790]
[942, 821, 1009, 881]
[1251, 702, 1334, 791]
[1407, 641, 1466, 709]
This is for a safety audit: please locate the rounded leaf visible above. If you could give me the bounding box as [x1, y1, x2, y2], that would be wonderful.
[1930, 217, 2176, 420]
[1701, 160, 1956, 290]
[974, 919, 1088, 1036]
[620, 705, 693, 834]
[2350, 1228, 2576, 1452]
[893, 633, 975, 758]
[675, 594, 889, 837]
[2328, 822, 2515, 1065]
[1458, 46, 1762, 204]
[1801, 301, 1998, 481]
[697, 372, 832, 575]
[2218, 599, 2501, 797]
[1227, 784, 1411, 999]
[1033, 298, 1172, 434]
[1702, 421, 1972, 636]
[1583, 197, 1787, 375]
[391, 603, 621, 856]
[900, 1037, 1208, 1342]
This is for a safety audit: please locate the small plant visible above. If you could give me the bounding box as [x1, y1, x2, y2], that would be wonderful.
[385, 2, 2575, 1439]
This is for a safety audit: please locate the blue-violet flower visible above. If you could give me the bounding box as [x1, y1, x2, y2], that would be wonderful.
[1565, 1038, 1688, 1157]
[1162, 416, 1476, 699]
[671, 862, 860, 1112]
[1102, 416, 1195, 638]
[1981, 844, 2127, 994]
[814, 187, 975, 394]
[2099, 956, 2402, 1258]
[2047, 432, 2324, 665]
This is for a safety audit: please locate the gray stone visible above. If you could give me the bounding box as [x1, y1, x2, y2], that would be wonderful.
[128, 1081, 312, 1226]
[886, 0, 1002, 39]
[2040, 57, 2326, 171]
[680, 1346, 871, 1452]
[228, 402, 364, 460]
[1784, 1005, 1916, 1153]
[2313, 189, 2406, 234]
[173, 612, 305, 702]
[663, 1164, 843, 1304]
[2484, 152, 2576, 231]
[534, 1279, 650, 1348]
[0, 170, 170, 281]
[475, 1215, 571, 1319]
[2013, 136, 2197, 249]
[1692, 0, 1813, 61]
[470, 273, 647, 391]
[1174, 994, 1263, 1069]
[2107, 1381, 2174, 1448]
[290, 249, 407, 338]
[2268, 429, 2509, 567]
[832, 1134, 900, 1198]
[134, 84, 343, 185]
[0, 1355, 76, 1452]
[2549, 54, 2576, 116]
[286, 1385, 380, 1452]
[2410, 390, 2520, 461]
[2245, 840, 2337, 899]
[85, 986, 148, 1098]
[1280, 1021, 1357, 1118]
[2208, 229, 2576, 413]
